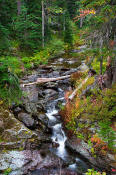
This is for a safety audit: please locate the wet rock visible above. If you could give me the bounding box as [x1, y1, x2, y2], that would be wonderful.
[37, 113, 49, 125]
[52, 71, 60, 77]
[38, 89, 44, 99]
[17, 113, 35, 128]
[20, 81, 40, 114]
[43, 89, 58, 100]
[24, 102, 38, 114]
[31, 168, 78, 175]
[0, 150, 65, 175]
[53, 113, 61, 120]
[48, 119, 61, 127]
[0, 107, 55, 174]
[52, 142, 59, 148]
[13, 107, 22, 115]
[37, 101, 45, 111]
[66, 136, 112, 171]
[22, 85, 39, 103]
[45, 82, 59, 89]
[62, 68, 78, 76]
[44, 89, 57, 96]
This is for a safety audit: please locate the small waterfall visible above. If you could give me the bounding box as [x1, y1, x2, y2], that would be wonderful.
[46, 94, 89, 173]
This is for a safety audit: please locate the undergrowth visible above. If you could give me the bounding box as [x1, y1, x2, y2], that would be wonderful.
[0, 57, 22, 105]
[60, 80, 116, 150]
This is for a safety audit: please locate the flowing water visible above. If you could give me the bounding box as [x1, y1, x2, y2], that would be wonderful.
[45, 95, 89, 174]
[40, 54, 91, 174]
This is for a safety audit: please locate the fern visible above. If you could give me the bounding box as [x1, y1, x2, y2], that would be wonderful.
[0, 57, 22, 105]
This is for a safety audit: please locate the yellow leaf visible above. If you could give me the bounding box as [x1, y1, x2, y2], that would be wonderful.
[0, 101, 3, 105]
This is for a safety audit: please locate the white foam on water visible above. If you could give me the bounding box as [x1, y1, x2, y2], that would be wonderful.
[51, 123, 68, 160]
[68, 163, 77, 170]
[46, 109, 58, 121]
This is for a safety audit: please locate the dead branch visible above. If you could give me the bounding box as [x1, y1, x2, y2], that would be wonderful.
[22, 75, 71, 87]
[68, 75, 90, 101]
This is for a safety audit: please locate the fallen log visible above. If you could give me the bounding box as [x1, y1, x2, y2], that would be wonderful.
[68, 75, 90, 101]
[22, 75, 71, 87]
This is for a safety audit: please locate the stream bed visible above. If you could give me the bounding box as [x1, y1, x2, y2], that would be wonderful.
[29, 54, 91, 174]
[0, 50, 93, 175]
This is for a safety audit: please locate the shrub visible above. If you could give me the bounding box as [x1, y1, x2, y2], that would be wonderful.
[86, 169, 106, 175]
[61, 79, 116, 150]
[98, 121, 115, 149]
[30, 37, 65, 66]
[0, 57, 22, 105]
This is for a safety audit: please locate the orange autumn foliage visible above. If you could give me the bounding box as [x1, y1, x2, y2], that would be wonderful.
[73, 9, 96, 22]
[63, 91, 73, 123]
[71, 71, 83, 81]
[109, 40, 115, 48]
[60, 90, 80, 125]
[91, 135, 108, 152]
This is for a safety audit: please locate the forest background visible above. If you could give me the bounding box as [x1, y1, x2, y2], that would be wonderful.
[0, 1, 116, 173]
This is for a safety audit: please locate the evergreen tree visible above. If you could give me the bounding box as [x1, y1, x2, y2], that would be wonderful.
[67, 0, 77, 18]
[64, 12, 73, 45]
[14, 0, 42, 51]
[0, 0, 17, 53]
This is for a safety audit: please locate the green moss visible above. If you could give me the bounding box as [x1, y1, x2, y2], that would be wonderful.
[3, 168, 12, 175]
[91, 57, 107, 74]
[80, 76, 95, 92]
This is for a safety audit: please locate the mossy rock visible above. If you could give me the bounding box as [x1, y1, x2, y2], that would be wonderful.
[0, 105, 39, 150]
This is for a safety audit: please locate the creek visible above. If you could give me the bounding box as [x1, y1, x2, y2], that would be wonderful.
[0, 49, 94, 175]
[30, 53, 91, 174]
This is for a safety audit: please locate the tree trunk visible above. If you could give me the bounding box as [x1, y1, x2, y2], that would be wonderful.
[112, 57, 116, 84]
[99, 37, 103, 75]
[63, 12, 66, 31]
[17, 0, 21, 15]
[80, 17, 84, 28]
[100, 56, 103, 75]
[42, 0, 45, 48]
[112, 35, 116, 84]
[104, 56, 113, 88]
[68, 75, 90, 101]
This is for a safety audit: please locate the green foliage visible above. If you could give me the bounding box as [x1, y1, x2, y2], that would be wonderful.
[23, 37, 65, 67]
[84, 85, 116, 121]
[67, 0, 77, 18]
[86, 169, 106, 175]
[98, 121, 115, 149]
[64, 14, 73, 45]
[0, 0, 17, 54]
[3, 168, 12, 175]
[75, 0, 116, 73]
[0, 24, 10, 54]
[0, 57, 22, 105]
[64, 82, 116, 150]
[14, 4, 42, 51]
[91, 58, 106, 74]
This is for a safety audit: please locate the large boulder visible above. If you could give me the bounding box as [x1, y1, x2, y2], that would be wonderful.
[0, 149, 65, 175]
[66, 135, 116, 172]
[17, 113, 35, 128]
[0, 105, 53, 174]
[0, 105, 40, 150]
